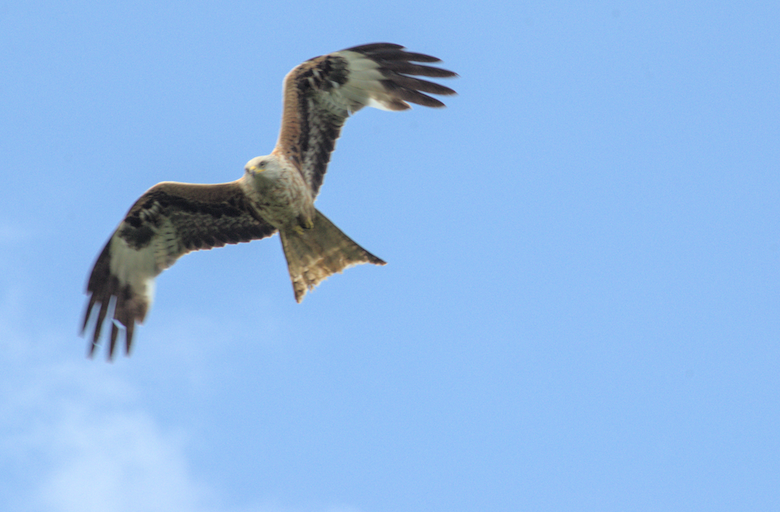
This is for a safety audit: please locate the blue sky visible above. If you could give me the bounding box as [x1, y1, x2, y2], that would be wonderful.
[2, 1, 779, 511]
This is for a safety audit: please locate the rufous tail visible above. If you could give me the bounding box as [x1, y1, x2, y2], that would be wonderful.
[279, 209, 385, 302]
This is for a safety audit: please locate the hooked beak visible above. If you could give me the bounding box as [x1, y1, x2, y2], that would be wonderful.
[245, 163, 264, 175]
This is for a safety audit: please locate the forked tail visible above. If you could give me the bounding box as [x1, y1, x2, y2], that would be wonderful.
[280, 209, 385, 302]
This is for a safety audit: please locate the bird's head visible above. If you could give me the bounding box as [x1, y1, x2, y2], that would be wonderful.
[245, 155, 273, 176]
[243, 154, 292, 195]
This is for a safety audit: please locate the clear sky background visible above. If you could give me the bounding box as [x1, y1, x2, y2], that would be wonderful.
[1, 1, 779, 511]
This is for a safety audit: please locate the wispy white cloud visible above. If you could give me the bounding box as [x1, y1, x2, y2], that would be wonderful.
[0, 291, 362, 512]
[0, 329, 213, 511]
[30, 407, 212, 512]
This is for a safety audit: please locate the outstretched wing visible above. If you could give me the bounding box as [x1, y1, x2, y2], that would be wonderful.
[274, 42, 457, 197]
[82, 181, 276, 359]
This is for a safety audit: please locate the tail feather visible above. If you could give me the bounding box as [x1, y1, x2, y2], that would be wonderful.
[280, 210, 385, 302]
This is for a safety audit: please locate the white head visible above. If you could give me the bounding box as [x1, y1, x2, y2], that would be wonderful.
[244, 155, 282, 178]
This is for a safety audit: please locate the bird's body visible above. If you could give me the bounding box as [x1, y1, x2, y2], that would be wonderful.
[241, 153, 315, 233]
[82, 43, 456, 359]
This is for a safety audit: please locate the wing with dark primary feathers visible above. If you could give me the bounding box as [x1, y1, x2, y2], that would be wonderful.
[82, 181, 276, 360]
[274, 42, 457, 197]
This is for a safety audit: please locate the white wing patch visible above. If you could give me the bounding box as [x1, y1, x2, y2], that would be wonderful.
[337, 51, 408, 112]
[108, 234, 159, 311]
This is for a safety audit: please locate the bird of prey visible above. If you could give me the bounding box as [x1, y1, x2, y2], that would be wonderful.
[81, 43, 457, 359]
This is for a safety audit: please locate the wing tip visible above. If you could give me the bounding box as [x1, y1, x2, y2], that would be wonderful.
[344, 43, 458, 110]
[81, 282, 145, 361]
